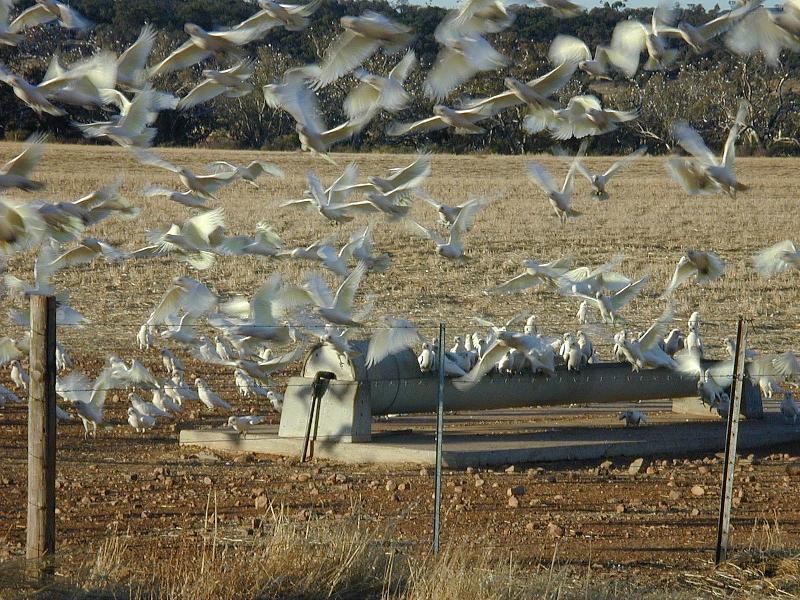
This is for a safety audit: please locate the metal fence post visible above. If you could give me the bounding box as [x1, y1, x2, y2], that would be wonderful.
[26, 295, 57, 564]
[433, 322, 446, 554]
[715, 316, 747, 564]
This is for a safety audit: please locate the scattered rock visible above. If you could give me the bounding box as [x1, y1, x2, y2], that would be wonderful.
[508, 495, 519, 508]
[628, 458, 644, 475]
[547, 522, 564, 538]
[474, 478, 485, 487]
[385, 480, 397, 492]
[525, 522, 535, 532]
[615, 504, 625, 514]
[698, 466, 709, 475]
[668, 490, 681, 501]
[507, 485, 525, 497]
[254, 494, 269, 510]
[202, 476, 212, 486]
[691, 508, 700, 516]
[691, 485, 705, 497]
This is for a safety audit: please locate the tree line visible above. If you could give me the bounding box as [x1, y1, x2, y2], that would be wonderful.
[1, 0, 798, 155]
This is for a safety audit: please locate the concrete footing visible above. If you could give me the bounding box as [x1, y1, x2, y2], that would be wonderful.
[180, 400, 798, 468]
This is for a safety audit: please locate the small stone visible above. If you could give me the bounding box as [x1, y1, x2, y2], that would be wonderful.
[698, 466, 709, 475]
[525, 522, 535, 532]
[398, 482, 409, 492]
[505, 465, 516, 474]
[547, 522, 564, 538]
[419, 468, 428, 477]
[615, 504, 625, 514]
[645, 466, 657, 475]
[466, 467, 474, 474]
[297, 474, 310, 483]
[385, 480, 397, 492]
[691, 508, 700, 516]
[691, 485, 705, 497]
[507, 485, 525, 497]
[254, 495, 269, 510]
[508, 496, 520, 508]
[203, 476, 212, 486]
[474, 478, 485, 487]
[628, 458, 644, 475]
[668, 490, 681, 501]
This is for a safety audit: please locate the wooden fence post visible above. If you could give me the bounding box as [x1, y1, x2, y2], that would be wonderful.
[26, 294, 57, 563]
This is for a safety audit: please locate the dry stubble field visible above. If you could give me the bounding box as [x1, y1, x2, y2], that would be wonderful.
[1, 142, 800, 598]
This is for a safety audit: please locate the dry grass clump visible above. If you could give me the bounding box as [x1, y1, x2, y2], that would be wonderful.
[0, 512, 710, 600]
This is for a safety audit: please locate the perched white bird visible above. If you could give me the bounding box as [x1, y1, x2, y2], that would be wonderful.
[129, 392, 169, 418]
[127, 407, 156, 433]
[619, 410, 647, 427]
[780, 391, 800, 424]
[152, 388, 182, 415]
[57, 371, 107, 439]
[10, 359, 28, 390]
[227, 415, 266, 437]
[663, 250, 726, 297]
[266, 390, 284, 412]
[195, 378, 232, 411]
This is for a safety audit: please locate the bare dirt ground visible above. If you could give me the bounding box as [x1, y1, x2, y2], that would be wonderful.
[0, 144, 799, 595]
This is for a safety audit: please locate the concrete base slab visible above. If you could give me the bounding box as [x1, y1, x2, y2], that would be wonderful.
[180, 401, 800, 468]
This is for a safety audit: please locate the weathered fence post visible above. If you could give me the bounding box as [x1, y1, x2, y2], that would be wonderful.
[433, 322, 446, 554]
[715, 316, 747, 565]
[26, 294, 57, 564]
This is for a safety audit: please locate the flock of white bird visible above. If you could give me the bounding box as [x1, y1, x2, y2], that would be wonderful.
[0, 0, 799, 438]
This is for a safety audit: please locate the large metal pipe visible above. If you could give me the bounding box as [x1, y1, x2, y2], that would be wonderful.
[300, 341, 703, 416]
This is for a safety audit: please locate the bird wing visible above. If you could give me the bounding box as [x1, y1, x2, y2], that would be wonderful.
[752, 240, 797, 278]
[118, 24, 156, 86]
[548, 34, 591, 64]
[9, 4, 55, 32]
[491, 272, 546, 294]
[53, 1, 92, 29]
[663, 256, 696, 296]
[303, 273, 335, 308]
[366, 318, 421, 367]
[184, 207, 226, 245]
[638, 305, 674, 351]
[388, 49, 416, 82]
[150, 41, 210, 78]
[317, 30, 380, 87]
[604, 145, 647, 179]
[177, 79, 226, 110]
[722, 100, 748, 169]
[48, 244, 98, 272]
[771, 351, 800, 378]
[609, 276, 649, 312]
[131, 148, 181, 174]
[334, 261, 367, 314]
[3, 132, 46, 178]
[673, 121, 717, 165]
[386, 115, 447, 137]
[263, 67, 326, 132]
[405, 219, 443, 245]
[526, 161, 558, 195]
[665, 157, 716, 195]
[306, 170, 329, 208]
[451, 197, 488, 233]
[343, 81, 380, 120]
[424, 46, 479, 102]
[458, 339, 507, 386]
